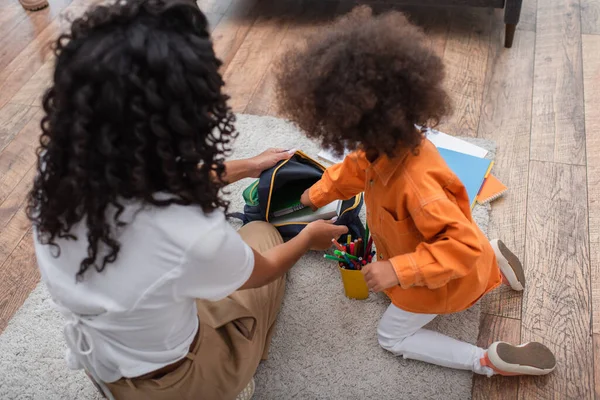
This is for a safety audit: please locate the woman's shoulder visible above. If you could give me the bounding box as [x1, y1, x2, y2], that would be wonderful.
[130, 200, 227, 243]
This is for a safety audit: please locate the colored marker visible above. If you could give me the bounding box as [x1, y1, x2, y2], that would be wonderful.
[324, 254, 345, 262]
[366, 237, 374, 255]
[334, 250, 358, 260]
[340, 251, 353, 266]
[350, 242, 355, 256]
[331, 238, 346, 252]
[357, 238, 363, 257]
[347, 234, 351, 245]
[364, 224, 370, 255]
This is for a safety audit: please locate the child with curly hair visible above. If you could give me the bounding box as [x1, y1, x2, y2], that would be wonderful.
[277, 6, 556, 377]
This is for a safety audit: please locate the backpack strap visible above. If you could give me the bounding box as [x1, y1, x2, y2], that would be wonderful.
[227, 212, 249, 224]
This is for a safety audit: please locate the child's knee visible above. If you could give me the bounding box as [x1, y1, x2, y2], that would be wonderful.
[377, 320, 408, 353]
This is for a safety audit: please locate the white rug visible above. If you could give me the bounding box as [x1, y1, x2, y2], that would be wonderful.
[0, 114, 495, 400]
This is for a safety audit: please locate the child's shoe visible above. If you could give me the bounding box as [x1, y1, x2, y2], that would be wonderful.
[481, 342, 556, 376]
[490, 239, 525, 291]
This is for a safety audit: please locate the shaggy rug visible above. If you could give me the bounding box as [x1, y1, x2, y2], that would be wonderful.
[0, 114, 495, 400]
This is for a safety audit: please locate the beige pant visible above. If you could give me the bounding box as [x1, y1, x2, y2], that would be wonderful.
[104, 222, 286, 400]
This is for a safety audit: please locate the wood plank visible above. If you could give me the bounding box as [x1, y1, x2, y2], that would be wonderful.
[0, 1, 29, 45]
[0, 232, 39, 335]
[520, 161, 593, 399]
[245, 0, 338, 116]
[477, 21, 536, 320]
[211, 0, 259, 73]
[0, 165, 36, 329]
[411, 7, 452, 58]
[529, 0, 585, 165]
[472, 314, 521, 400]
[9, 59, 53, 107]
[0, 165, 35, 230]
[0, 14, 61, 110]
[439, 8, 493, 137]
[0, 108, 42, 205]
[221, 0, 302, 113]
[0, 103, 39, 153]
[594, 334, 600, 399]
[519, 0, 538, 32]
[582, 34, 600, 335]
[0, 168, 36, 328]
[198, 0, 234, 15]
[206, 12, 224, 33]
[581, 0, 600, 35]
[0, 0, 72, 73]
[0, 0, 87, 105]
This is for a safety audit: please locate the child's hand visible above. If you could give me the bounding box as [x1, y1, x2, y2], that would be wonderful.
[300, 188, 318, 211]
[361, 261, 399, 292]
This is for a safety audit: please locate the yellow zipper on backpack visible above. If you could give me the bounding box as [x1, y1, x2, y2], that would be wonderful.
[266, 150, 361, 227]
[265, 151, 326, 222]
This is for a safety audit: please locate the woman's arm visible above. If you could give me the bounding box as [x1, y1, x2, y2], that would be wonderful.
[216, 148, 295, 185]
[239, 219, 348, 289]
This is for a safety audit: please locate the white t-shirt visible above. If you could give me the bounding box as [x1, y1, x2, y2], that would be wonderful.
[34, 199, 255, 384]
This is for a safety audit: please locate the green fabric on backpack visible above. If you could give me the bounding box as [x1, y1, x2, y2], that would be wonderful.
[243, 180, 260, 206]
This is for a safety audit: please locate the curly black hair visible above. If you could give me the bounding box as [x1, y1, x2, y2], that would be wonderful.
[27, 0, 236, 281]
[276, 6, 452, 159]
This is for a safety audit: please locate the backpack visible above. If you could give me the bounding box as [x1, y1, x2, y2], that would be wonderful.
[230, 151, 365, 242]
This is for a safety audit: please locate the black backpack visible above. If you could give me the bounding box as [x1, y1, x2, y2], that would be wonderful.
[230, 151, 365, 242]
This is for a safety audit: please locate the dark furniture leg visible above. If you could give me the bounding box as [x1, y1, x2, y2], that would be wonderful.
[505, 23, 517, 48]
[504, 0, 523, 48]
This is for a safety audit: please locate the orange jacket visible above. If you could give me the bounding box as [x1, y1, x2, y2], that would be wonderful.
[309, 139, 502, 314]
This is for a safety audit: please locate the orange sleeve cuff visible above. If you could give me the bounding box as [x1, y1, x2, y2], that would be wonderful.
[308, 181, 333, 209]
[389, 254, 422, 289]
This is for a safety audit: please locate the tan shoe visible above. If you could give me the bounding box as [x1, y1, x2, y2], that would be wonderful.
[235, 378, 255, 400]
[19, 0, 49, 11]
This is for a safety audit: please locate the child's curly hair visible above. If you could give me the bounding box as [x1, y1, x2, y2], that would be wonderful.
[276, 6, 452, 158]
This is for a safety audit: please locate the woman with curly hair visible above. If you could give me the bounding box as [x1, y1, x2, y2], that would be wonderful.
[282, 6, 557, 378]
[27, 0, 347, 399]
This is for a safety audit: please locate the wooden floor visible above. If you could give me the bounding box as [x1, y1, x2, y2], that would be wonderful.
[0, 0, 598, 398]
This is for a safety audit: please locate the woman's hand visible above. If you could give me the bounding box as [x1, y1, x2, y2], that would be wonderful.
[361, 261, 400, 292]
[300, 188, 318, 211]
[242, 219, 348, 290]
[248, 148, 295, 178]
[300, 219, 348, 251]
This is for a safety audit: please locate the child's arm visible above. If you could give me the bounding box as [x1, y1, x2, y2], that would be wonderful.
[390, 198, 483, 289]
[305, 151, 368, 209]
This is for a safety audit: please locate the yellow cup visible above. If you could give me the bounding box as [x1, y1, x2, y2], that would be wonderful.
[338, 267, 369, 300]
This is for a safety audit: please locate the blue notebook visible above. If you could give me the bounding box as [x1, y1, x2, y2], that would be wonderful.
[437, 148, 493, 208]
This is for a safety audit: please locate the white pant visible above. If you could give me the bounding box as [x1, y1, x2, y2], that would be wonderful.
[377, 303, 494, 376]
